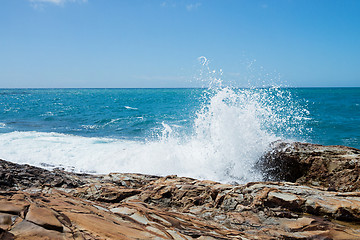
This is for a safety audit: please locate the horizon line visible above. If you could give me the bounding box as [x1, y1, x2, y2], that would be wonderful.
[0, 86, 360, 90]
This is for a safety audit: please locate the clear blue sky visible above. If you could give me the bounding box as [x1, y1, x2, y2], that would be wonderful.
[1, 0, 360, 88]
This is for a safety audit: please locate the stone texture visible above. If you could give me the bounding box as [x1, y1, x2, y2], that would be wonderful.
[259, 141, 360, 191]
[25, 205, 63, 232]
[0, 159, 89, 191]
[0, 142, 360, 239]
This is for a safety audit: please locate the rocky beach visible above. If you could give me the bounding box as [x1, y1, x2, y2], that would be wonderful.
[1, 142, 360, 239]
[3, 0, 360, 239]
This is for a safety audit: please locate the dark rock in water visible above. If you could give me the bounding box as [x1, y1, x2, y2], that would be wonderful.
[259, 141, 360, 191]
[1, 142, 360, 239]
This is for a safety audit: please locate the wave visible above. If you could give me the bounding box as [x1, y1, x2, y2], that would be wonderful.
[0, 58, 309, 183]
[0, 85, 308, 183]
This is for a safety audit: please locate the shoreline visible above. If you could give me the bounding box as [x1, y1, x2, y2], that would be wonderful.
[1, 142, 360, 239]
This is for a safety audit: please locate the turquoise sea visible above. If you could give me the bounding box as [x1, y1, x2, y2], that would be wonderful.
[0, 87, 359, 182]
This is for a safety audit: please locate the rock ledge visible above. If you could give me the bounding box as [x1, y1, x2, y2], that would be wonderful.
[1, 142, 360, 239]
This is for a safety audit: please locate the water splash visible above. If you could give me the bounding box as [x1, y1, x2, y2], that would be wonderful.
[147, 58, 310, 183]
[0, 59, 310, 183]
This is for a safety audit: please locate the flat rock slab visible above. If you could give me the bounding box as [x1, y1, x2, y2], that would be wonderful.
[26, 205, 63, 232]
[0, 202, 25, 215]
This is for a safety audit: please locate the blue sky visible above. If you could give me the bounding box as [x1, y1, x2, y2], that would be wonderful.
[1, 0, 360, 88]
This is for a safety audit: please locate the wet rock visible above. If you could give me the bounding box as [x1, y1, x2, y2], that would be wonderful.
[259, 141, 360, 191]
[0, 159, 88, 190]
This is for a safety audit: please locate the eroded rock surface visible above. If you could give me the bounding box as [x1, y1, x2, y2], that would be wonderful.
[1, 142, 360, 239]
[259, 141, 360, 191]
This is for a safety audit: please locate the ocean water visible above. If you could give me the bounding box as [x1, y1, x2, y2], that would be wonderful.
[0, 87, 359, 183]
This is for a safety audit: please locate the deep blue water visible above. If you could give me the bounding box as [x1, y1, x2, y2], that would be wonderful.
[0, 88, 358, 148]
[0, 87, 358, 181]
[0, 88, 202, 139]
[293, 88, 360, 148]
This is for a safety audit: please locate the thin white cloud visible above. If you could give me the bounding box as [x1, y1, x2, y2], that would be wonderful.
[28, 0, 87, 9]
[161, 1, 201, 11]
[30, 0, 65, 5]
[186, 2, 201, 11]
[29, 0, 87, 5]
[160, 0, 176, 8]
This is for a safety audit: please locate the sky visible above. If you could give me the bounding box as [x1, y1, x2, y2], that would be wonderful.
[1, 0, 360, 88]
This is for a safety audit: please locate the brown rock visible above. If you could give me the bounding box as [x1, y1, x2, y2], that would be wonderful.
[280, 216, 315, 231]
[1, 141, 360, 240]
[0, 229, 15, 240]
[74, 184, 141, 202]
[0, 213, 18, 230]
[259, 141, 360, 191]
[10, 220, 68, 240]
[0, 202, 25, 215]
[266, 191, 305, 211]
[25, 205, 63, 232]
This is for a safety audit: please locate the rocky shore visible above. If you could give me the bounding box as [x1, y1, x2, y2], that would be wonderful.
[1, 142, 360, 239]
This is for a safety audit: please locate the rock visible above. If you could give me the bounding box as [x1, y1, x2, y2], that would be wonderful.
[0, 202, 25, 215]
[0, 159, 88, 190]
[0, 229, 15, 240]
[266, 191, 305, 211]
[102, 172, 160, 188]
[10, 220, 68, 240]
[1, 142, 360, 239]
[259, 141, 360, 191]
[25, 205, 63, 232]
[73, 183, 141, 202]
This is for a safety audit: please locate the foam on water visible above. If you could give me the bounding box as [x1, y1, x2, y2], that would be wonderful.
[0, 59, 309, 183]
[124, 106, 138, 110]
[0, 90, 307, 183]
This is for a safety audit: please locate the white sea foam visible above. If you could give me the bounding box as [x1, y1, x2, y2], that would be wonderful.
[0, 59, 308, 183]
[81, 124, 99, 130]
[0, 86, 307, 183]
[124, 106, 138, 110]
[41, 111, 55, 117]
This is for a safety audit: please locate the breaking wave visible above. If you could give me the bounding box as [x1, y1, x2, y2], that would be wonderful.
[0, 59, 309, 183]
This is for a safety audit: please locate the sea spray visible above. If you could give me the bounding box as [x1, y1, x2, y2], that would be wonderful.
[0, 87, 308, 183]
[0, 61, 310, 183]
[151, 87, 308, 183]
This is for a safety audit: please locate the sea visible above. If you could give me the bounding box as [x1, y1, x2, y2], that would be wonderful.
[0, 87, 359, 183]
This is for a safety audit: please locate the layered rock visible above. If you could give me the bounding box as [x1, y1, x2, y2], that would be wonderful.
[259, 141, 360, 191]
[1, 142, 360, 239]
